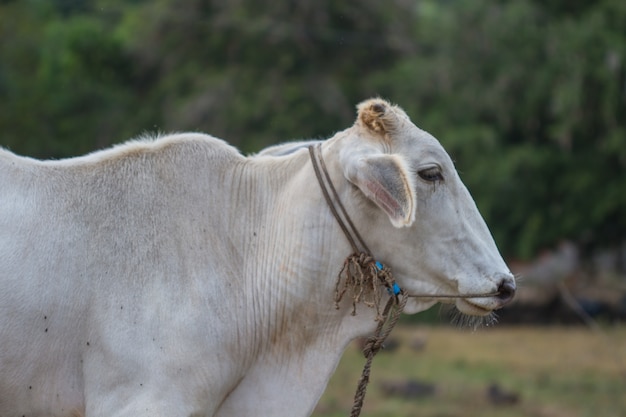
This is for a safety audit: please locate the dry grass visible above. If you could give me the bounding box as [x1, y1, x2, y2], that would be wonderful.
[313, 325, 626, 417]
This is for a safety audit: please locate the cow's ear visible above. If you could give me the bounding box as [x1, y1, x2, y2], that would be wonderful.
[343, 154, 416, 228]
[356, 98, 401, 136]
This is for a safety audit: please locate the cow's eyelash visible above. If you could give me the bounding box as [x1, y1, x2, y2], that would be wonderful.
[418, 167, 444, 182]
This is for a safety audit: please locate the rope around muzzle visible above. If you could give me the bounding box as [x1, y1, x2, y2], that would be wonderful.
[308, 144, 500, 417]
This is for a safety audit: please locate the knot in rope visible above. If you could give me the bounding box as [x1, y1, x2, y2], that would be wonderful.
[362, 335, 384, 358]
[334, 252, 402, 321]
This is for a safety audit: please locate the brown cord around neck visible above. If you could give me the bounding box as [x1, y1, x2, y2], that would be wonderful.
[309, 144, 405, 417]
[308, 144, 371, 255]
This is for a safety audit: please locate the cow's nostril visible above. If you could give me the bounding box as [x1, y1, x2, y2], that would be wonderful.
[496, 279, 516, 305]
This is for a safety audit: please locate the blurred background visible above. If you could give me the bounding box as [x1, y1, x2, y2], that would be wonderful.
[1, 0, 625, 415]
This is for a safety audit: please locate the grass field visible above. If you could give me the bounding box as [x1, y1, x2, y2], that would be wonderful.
[313, 324, 626, 417]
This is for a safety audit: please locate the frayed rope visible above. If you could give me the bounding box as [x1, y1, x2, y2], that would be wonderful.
[334, 252, 402, 322]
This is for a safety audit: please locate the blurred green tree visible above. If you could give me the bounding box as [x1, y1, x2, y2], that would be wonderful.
[0, 0, 138, 157]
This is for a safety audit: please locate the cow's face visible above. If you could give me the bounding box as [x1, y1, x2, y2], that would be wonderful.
[336, 99, 515, 319]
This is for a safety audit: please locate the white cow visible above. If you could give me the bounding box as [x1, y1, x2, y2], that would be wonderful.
[0, 98, 515, 417]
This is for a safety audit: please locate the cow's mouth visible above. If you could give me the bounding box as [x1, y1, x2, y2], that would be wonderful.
[456, 284, 516, 317]
[455, 277, 516, 316]
[450, 302, 499, 329]
[456, 298, 495, 316]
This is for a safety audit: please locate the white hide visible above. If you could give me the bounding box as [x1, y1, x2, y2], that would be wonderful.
[0, 99, 514, 417]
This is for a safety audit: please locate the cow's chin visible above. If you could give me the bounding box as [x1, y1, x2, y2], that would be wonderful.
[455, 298, 495, 316]
[401, 298, 499, 329]
[451, 299, 499, 330]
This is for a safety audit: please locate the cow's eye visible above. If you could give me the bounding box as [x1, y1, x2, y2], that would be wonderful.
[418, 167, 443, 182]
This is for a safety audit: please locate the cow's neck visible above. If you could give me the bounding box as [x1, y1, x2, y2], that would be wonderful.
[213, 144, 386, 416]
[233, 146, 383, 342]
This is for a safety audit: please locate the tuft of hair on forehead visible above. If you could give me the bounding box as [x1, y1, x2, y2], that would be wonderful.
[356, 98, 408, 137]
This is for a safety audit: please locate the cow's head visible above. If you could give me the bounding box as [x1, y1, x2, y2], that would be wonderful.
[334, 98, 515, 321]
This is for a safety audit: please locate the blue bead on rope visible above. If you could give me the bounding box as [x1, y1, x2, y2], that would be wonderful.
[389, 283, 401, 296]
[375, 261, 402, 296]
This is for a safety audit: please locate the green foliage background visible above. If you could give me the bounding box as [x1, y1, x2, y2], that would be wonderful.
[1, 0, 624, 260]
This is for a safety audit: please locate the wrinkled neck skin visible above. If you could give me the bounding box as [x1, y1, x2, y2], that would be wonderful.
[212, 135, 416, 417]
